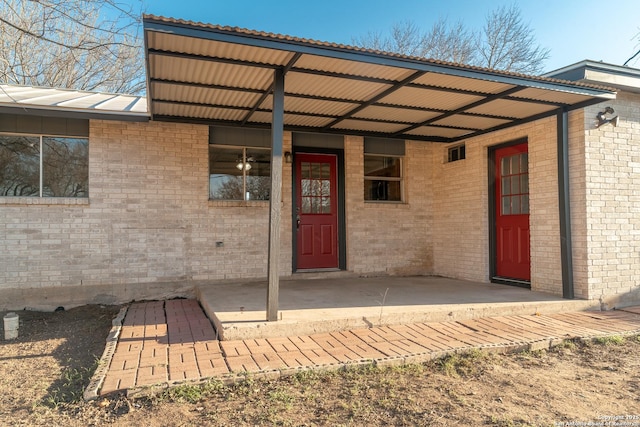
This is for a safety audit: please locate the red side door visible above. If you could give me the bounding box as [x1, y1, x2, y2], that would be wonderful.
[295, 153, 339, 270]
[495, 143, 530, 281]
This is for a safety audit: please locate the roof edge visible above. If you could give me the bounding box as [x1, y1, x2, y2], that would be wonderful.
[143, 15, 616, 97]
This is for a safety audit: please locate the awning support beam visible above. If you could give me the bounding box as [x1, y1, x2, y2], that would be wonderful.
[267, 67, 285, 321]
[557, 108, 574, 299]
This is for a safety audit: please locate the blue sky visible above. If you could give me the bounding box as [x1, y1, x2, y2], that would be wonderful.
[142, 0, 640, 72]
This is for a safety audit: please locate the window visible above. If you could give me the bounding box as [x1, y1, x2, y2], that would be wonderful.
[500, 152, 529, 215]
[0, 134, 88, 197]
[300, 161, 331, 213]
[209, 146, 271, 200]
[448, 144, 466, 162]
[364, 155, 403, 202]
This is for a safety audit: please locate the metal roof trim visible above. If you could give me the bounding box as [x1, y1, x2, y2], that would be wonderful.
[143, 15, 616, 98]
[0, 84, 149, 120]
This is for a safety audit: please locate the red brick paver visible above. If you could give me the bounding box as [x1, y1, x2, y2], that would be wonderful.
[98, 302, 640, 396]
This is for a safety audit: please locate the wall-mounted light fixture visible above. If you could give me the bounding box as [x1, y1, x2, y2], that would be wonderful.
[596, 106, 619, 128]
[284, 151, 292, 164]
[236, 156, 253, 171]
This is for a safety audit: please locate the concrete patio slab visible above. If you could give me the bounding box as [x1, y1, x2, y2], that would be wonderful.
[196, 276, 601, 340]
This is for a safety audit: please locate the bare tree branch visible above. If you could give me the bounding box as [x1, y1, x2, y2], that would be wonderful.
[0, 0, 145, 94]
[352, 4, 549, 74]
[476, 4, 549, 74]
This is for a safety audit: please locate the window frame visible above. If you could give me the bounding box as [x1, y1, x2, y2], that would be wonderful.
[363, 153, 404, 203]
[208, 144, 271, 201]
[447, 144, 466, 163]
[0, 131, 89, 198]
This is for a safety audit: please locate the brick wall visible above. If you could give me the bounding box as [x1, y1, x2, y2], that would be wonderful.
[580, 93, 640, 304]
[4, 104, 637, 309]
[431, 116, 564, 296]
[344, 136, 433, 275]
[0, 120, 290, 309]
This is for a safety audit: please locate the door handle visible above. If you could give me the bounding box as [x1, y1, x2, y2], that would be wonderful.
[296, 214, 301, 229]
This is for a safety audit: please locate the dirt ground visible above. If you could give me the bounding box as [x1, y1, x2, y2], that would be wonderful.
[1, 305, 640, 427]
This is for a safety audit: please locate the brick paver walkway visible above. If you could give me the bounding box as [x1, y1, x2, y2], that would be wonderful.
[95, 300, 640, 397]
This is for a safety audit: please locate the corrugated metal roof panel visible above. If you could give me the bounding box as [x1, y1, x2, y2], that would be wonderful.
[154, 102, 246, 121]
[284, 114, 336, 127]
[0, 86, 61, 102]
[149, 54, 273, 89]
[380, 86, 483, 110]
[509, 87, 594, 104]
[152, 82, 261, 107]
[0, 84, 147, 116]
[413, 73, 515, 94]
[432, 115, 511, 130]
[285, 72, 390, 101]
[258, 95, 358, 116]
[467, 99, 557, 118]
[129, 98, 148, 113]
[331, 119, 407, 133]
[18, 90, 108, 106]
[55, 93, 118, 108]
[249, 111, 335, 127]
[94, 95, 141, 111]
[144, 15, 615, 94]
[148, 31, 294, 65]
[353, 105, 439, 123]
[404, 126, 473, 138]
[294, 55, 414, 81]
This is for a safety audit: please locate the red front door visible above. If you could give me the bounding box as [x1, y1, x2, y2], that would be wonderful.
[495, 143, 530, 281]
[295, 153, 339, 270]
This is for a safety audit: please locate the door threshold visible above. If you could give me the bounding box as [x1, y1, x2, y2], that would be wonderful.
[491, 276, 531, 288]
[285, 269, 357, 281]
[295, 268, 341, 273]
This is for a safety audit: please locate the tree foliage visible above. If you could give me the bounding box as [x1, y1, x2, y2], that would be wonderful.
[0, 0, 145, 94]
[352, 4, 550, 74]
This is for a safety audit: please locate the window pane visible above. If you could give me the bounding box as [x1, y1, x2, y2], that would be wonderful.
[209, 146, 243, 200]
[321, 163, 330, 179]
[521, 175, 529, 194]
[511, 196, 521, 214]
[42, 137, 88, 197]
[364, 155, 401, 178]
[501, 177, 510, 196]
[502, 196, 510, 215]
[311, 180, 322, 197]
[364, 180, 402, 201]
[510, 155, 520, 174]
[301, 179, 312, 196]
[245, 149, 270, 200]
[501, 157, 509, 175]
[321, 179, 330, 196]
[302, 196, 311, 213]
[301, 162, 311, 179]
[521, 153, 528, 173]
[510, 175, 520, 194]
[311, 163, 322, 179]
[522, 194, 530, 214]
[321, 197, 331, 213]
[0, 135, 40, 197]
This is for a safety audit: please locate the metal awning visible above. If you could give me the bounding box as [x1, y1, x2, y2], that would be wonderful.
[143, 15, 615, 143]
[0, 84, 148, 121]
